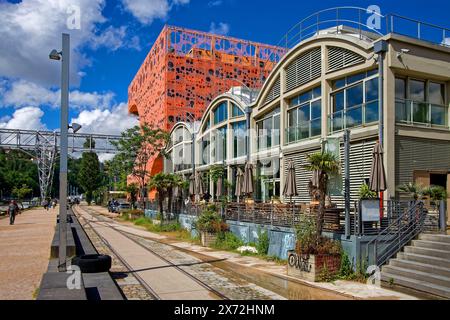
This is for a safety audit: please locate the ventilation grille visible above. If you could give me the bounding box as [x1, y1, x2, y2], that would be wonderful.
[263, 76, 280, 105]
[327, 46, 365, 72]
[284, 139, 376, 207]
[285, 47, 322, 93]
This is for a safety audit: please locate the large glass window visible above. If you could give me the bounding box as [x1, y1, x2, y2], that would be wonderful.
[287, 86, 321, 143]
[231, 121, 246, 158]
[214, 126, 227, 162]
[330, 70, 379, 132]
[396, 77, 447, 127]
[256, 107, 280, 151]
[213, 102, 228, 125]
[201, 136, 210, 165]
[231, 103, 245, 117]
[256, 158, 281, 202]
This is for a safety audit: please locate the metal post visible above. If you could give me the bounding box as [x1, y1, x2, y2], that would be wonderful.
[344, 129, 351, 238]
[58, 33, 70, 272]
[439, 200, 447, 233]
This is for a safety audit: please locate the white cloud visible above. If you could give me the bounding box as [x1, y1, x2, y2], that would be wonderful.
[0, 0, 141, 87]
[122, 0, 190, 25]
[208, 0, 223, 7]
[89, 25, 141, 51]
[1, 79, 115, 110]
[209, 22, 230, 35]
[70, 102, 138, 135]
[0, 106, 47, 130]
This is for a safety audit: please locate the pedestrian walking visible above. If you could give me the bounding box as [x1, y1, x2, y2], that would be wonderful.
[43, 199, 49, 211]
[52, 199, 57, 210]
[7, 200, 19, 225]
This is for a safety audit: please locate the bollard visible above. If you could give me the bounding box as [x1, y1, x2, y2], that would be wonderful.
[439, 200, 447, 233]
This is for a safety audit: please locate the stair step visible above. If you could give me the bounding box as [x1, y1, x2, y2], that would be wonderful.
[405, 246, 450, 260]
[389, 259, 450, 278]
[382, 265, 450, 287]
[412, 240, 450, 251]
[397, 252, 450, 269]
[419, 234, 450, 244]
[381, 272, 450, 299]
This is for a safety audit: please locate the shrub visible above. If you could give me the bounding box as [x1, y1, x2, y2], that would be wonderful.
[196, 206, 228, 233]
[256, 229, 270, 255]
[213, 232, 244, 250]
[339, 251, 354, 279]
[358, 184, 377, 200]
[134, 217, 153, 227]
[295, 215, 341, 256]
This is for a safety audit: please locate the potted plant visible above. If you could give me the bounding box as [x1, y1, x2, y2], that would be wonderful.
[195, 205, 229, 247]
[287, 215, 342, 282]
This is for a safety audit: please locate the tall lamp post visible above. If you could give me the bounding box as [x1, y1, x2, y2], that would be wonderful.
[50, 33, 70, 272]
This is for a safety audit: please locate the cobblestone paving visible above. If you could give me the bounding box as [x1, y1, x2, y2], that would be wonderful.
[127, 233, 285, 300]
[77, 207, 284, 300]
[77, 214, 155, 300]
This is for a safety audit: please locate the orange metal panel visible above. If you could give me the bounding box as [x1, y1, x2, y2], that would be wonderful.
[128, 26, 284, 196]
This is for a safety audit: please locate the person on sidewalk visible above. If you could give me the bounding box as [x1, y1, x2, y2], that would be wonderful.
[7, 200, 19, 225]
[52, 199, 57, 210]
[43, 199, 49, 211]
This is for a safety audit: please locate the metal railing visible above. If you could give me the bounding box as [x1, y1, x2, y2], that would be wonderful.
[365, 201, 427, 267]
[328, 101, 379, 133]
[263, 7, 450, 71]
[395, 99, 449, 128]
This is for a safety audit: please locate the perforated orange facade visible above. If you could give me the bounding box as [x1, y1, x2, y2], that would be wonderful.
[128, 25, 285, 183]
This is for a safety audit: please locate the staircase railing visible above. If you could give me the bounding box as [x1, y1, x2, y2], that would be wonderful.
[366, 201, 426, 267]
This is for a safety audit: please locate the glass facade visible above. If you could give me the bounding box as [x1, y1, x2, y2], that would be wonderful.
[256, 157, 281, 202]
[330, 70, 379, 132]
[231, 103, 245, 117]
[213, 102, 228, 125]
[395, 77, 447, 127]
[287, 86, 321, 143]
[231, 121, 246, 158]
[256, 107, 280, 151]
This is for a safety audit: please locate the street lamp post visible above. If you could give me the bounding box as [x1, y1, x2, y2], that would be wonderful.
[50, 33, 70, 272]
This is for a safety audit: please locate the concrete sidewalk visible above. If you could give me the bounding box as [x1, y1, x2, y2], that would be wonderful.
[88, 205, 418, 300]
[0, 207, 57, 300]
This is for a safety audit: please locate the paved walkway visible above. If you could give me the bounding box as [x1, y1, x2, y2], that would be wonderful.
[0, 207, 57, 300]
[84, 205, 418, 300]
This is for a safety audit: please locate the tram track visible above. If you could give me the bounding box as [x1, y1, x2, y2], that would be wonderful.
[73, 205, 229, 300]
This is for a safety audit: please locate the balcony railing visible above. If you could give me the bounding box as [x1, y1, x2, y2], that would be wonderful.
[328, 101, 379, 133]
[286, 119, 321, 144]
[396, 99, 449, 128]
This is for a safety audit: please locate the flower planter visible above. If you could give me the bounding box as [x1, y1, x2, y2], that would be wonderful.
[200, 232, 217, 247]
[287, 250, 341, 282]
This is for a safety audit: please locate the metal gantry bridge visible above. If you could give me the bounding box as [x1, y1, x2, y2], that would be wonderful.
[0, 128, 122, 201]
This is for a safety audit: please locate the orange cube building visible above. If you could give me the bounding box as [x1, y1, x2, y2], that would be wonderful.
[128, 25, 285, 187]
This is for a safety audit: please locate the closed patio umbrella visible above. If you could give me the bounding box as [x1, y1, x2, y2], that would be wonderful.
[195, 172, 205, 196]
[216, 176, 224, 199]
[243, 162, 254, 196]
[369, 142, 387, 192]
[283, 160, 298, 200]
[235, 168, 244, 201]
[189, 174, 195, 196]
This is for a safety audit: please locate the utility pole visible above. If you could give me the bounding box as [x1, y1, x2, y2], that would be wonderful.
[58, 33, 70, 272]
[344, 129, 351, 238]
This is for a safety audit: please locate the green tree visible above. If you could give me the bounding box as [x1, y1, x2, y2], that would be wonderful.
[12, 184, 33, 202]
[304, 151, 340, 236]
[423, 185, 447, 207]
[78, 139, 103, 205]
[112, 124, 169, 208]
[0, 149, 39, 198]
[148, 173, 172, 219]
[126, 183, 139, 208]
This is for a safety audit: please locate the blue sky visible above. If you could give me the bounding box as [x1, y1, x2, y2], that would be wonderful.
[0, 0, 449, 135]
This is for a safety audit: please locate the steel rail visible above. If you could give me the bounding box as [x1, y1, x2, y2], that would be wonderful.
[74, 205, 229, 300]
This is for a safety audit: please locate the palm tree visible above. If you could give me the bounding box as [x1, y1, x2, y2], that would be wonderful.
[148, 173, 172, 220]
[423, 185, 447, 207]
[304, 152, 340, 236]
[396, 182, 424, 201]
